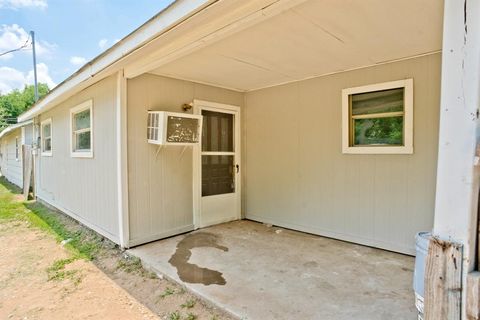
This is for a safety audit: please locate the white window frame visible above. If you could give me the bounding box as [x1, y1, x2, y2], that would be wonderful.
[342, 79, 413, 154]
[41, 118, 53, 156]
[70, 100, 93, 158]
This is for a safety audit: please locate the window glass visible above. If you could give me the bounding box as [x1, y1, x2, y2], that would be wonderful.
[201, 110, 234, 152]
[74, 109, 90, 130]
[75, 131, 91, 150]
[71, 103, 92, 155]
[44, 138, 52, 152]
[202, 155, 235, 196]
[354, 117, 403, 146]
[15, 137, 19, 160]
[350, 88, 405, 146]
[351, 88, 404, 116]
[43, 123, 51, 138]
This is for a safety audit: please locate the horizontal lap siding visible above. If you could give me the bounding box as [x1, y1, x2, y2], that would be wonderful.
[244, 54, 441, 254]
[127, 74, 244, 245]
[37, 75, 120, 243]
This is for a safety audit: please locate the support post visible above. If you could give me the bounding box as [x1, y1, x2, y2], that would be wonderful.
[116, 70, 129, 248]
[428, 0, 480, 318]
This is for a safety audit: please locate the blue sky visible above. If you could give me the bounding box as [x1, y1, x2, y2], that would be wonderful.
[0, 0, 174, 93]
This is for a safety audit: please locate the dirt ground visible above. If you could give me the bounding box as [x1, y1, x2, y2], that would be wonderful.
[0, 181, 233, 320]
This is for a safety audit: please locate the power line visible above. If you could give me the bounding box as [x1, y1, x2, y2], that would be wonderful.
[0, 36, 31, 58]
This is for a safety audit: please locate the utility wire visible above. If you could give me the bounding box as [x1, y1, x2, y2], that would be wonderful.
[0, 36, 31, 58]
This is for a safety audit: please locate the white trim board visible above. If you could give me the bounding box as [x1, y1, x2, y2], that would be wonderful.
[116, 70, 130, 248]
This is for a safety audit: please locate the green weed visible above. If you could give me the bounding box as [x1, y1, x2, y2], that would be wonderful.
[181, 299, 196, 309]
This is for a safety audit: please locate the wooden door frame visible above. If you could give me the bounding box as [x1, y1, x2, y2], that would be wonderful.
[192, 99, 241, 229]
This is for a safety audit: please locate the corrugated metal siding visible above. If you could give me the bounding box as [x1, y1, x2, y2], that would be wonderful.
[244, 53, 441, 255]
[0, 129, 23, 187]
[37, 75, 120, 243]
[127, 74, 244, 245]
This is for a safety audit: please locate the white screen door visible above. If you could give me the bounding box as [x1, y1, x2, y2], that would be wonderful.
[194, 101, 240, 228]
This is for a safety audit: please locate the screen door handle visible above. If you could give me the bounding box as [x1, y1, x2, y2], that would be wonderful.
[235, 164, 239, 173]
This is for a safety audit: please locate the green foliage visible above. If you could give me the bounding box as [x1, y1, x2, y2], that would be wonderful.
[0, 83, 49, 129]
[354, 116, 403, 146]
[0, 177, 105, 260]
[181, 299, 196, 309]
[116, 256, 143, 273]
[168, 311, 181, 320]
[160, 286, 175, 298]
[185, 313, 197, 320]
[47, 257, 83, 285]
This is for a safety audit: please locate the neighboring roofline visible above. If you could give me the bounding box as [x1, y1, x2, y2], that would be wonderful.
[18, 0, 214, 122]
[0, 120, 33, 139]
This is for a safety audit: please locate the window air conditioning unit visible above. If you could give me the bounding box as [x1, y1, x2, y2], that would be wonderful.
[147, 111, 202, 145]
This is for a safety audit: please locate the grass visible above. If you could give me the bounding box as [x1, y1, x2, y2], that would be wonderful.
[185, 313, 198, 320]
[168, 311, 181, 320]
[0, 177, 108, 283]
[181, 299, 196, 309]
[160, 286, 175, 298]
[0, 178, 106, 261]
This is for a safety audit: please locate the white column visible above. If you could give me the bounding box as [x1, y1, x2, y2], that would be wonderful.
[434, 0, 480, 316]
[116, 70, 129, 248]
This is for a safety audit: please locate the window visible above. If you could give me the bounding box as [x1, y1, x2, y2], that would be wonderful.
[342, 79, 413, 154]
[15, 136, 19, 161]
[70, 100, 93, 158]
[41, 118, 52, 156]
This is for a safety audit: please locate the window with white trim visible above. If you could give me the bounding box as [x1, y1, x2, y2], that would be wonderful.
[41, 118, 52, 156]
[342, 79, 413, 154]
[15, 136, 19, 161]
[70, 100, 93, 158]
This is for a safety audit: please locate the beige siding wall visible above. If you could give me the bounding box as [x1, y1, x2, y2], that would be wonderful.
[37, 75, 120, 242]
[0, 129, 23, 187]
[244, 53, 441, 254]
[127, 74, 244, 245]
[23, 123, 34, 145]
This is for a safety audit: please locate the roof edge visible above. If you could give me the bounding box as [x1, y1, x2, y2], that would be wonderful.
[18, 0, 214, 122]
[0, 120, 33, 139]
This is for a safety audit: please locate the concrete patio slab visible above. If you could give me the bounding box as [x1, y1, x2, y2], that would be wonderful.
[128, 220, 417, 320]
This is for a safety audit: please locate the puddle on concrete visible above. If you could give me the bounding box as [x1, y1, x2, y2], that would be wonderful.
[168, 232, 228, 286]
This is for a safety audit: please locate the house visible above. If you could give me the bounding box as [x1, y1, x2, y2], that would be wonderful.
[0, 121, 34, 188]
[2, 0, 479, 317]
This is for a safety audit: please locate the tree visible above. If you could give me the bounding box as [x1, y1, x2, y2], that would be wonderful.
[0, 83, 49, 129]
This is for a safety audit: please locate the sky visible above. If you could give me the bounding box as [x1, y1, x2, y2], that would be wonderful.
[0, 0, 175, 94]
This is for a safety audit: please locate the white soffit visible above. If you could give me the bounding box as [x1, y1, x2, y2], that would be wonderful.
[150, 0, 444, 91]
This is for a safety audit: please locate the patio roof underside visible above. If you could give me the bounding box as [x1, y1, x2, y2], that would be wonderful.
[131, 0, 444, 92]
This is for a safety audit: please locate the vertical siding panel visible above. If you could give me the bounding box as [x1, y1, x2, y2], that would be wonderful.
[245, 53, 441, 254]
[127, 74, 244, 244]
[36, 75, 120, 243]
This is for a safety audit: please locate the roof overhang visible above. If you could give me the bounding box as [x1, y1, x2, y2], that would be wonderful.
[18, 0, 444, 121]
[0, 120, 33, 139]
[18, 0, 215, 122]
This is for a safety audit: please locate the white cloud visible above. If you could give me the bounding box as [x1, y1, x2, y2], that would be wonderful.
[0, 24, 55, 60]
[0, 63, 56, 94]
[0, 0, 47, 9]
[69, 56, 87, 66]
[98, 38, 108, 50]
